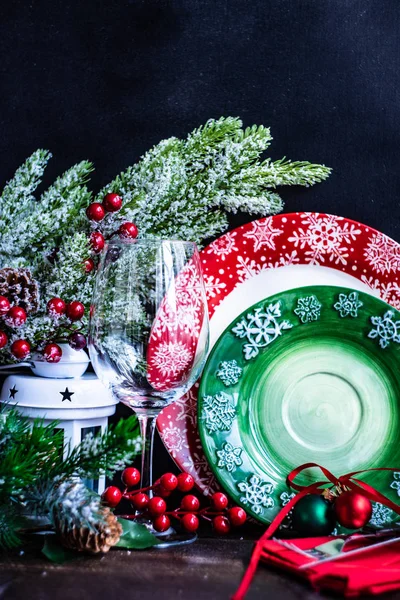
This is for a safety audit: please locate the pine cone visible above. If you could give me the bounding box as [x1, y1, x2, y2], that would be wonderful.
[0, 268, 40, 313]
[55, 507, 122, 554]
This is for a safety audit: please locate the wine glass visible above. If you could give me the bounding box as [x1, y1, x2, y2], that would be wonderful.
[88, 238, 209, 545]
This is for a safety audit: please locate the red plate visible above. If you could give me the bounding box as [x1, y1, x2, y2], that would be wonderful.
[156, 212, 400, 495]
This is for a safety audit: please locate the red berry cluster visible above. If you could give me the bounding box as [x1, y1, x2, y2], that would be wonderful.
[101, 468, 247, 536]
[0, 296, 30, 358]
[86, 193, 138, 248]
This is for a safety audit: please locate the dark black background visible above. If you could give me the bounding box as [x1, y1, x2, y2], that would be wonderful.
[0, 0, 399, 239]
[1, 0, 399, 475]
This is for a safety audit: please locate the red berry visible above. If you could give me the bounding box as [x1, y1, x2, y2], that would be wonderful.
[212, 492, 229, 510]
[66, 301, 85, 321]
[103, 193, 123, 212]
[121, 467, 141, 488]
[90, 231, 105, 253]
[83, 258, 95, 273]
[177, 473, 195, 492]
[130, 492, 149, 510]
[153, 514, 171, 533]
[228, 507, 247, 527]
[158, 487, 172, 498]
[181, 494, 200, 512]
[0, 331, 7, 348]
[101, 486, 122, 508]
[0, 296, 10, 315]
[181, 513, 199, 532]
[11, 339, 30, 359]
[213, 515, 231, 535]
[119, 222, 138, 239]
[148, 496, 167, 517]
[6, 306, 27, 327]
[69, 332, 87, 350]
[47, 297, 66, 316]
[43, 343, 62, 363]
[86, 203, 105, 222]
[160, 473, 178, 492]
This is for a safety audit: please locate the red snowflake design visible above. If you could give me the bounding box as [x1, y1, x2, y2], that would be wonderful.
[364, 233, 400, 275]
[243, 218, 283, 252]
[207, 231, 238, 260]
[151, 341, 192, 377]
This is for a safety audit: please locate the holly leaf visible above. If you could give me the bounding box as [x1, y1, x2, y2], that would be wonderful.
[42, 535, 80, 563]
[115, 518, 160, 550]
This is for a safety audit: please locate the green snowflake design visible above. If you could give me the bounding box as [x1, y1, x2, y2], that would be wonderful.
[216, 360, 243, 387]
[293, 295, 322, 324]
[390, 472, 400, 496]
[333, 291, 363, 318]
[368, 310, 400, 349]
[202, 392, 236, 433]
[216, 442, 243, 472]
[232, 301, 292, 360]
[369, 502, 394, 528]
[237, 474, 275, 515]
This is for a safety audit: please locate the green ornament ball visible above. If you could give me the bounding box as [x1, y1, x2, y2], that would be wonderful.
[291, 494, 336, 536]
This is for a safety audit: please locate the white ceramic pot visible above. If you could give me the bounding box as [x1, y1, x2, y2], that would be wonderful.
[30, 343, 90, 379]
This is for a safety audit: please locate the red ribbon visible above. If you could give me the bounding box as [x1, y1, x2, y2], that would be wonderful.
[232, 464, 400, 600]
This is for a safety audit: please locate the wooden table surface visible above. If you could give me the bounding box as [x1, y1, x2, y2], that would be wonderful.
[1, 536, 400, 600]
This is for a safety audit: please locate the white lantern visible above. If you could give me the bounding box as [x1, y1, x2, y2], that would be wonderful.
[0, 371, 117, 494]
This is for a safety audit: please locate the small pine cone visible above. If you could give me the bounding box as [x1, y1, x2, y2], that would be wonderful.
[0, 268, 40, 313]
[55, 507, 122, 554]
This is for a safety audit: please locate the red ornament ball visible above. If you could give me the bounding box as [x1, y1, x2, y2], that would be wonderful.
[43, 343, 62, 363]
[66, 301, 85, 321]
[211, 492, 229, 510]
[177, 472, 195, 492]
[6, 306, 27, 327]
[69, 332, 87, 350]
[119, 222, 138, 239]
[0, 296, 10, 315]
[335, 491, 373, 529]
[148, 496, 167, 517]
[159, 472, 178, 492]
[11, 339, 30, 359]
[47, 297, 66, 316]
[86, 203, 105, 222]
[0, 331, 8, 348]
[102, 486, 123, 508]
[213, 515, 231, 535]
[130, 492, 149, 511]
[228, 507, 247, 527]
[103, 193, 123, 212]
[83, 258, 95, 273]
[90, 231, 105, 253]
[181, 513, 199, 533]
[181, 494, 200, 512]
[121, 467, 141, 488]
[153, 514, 171, 533]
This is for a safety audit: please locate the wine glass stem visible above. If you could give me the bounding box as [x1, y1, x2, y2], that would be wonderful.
[137, 413, 157, 496]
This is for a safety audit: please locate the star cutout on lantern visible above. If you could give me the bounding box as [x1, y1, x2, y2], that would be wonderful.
[9, 385, 18, 399]
[60, 387, 74, 402]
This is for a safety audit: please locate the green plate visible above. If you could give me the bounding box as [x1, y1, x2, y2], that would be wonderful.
[198, 286, 400, 528]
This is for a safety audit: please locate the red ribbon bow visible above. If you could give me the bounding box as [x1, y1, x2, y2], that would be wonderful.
[232, 464, 400, 600]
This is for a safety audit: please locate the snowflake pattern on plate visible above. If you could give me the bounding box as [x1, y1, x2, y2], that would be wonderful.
[174, 386, 198, 427]
[369, 502, 394, 527]
[206, 231, 238, 261]
[368, 310, 400, 349]
[364, 232, 400, 275]
[159, 421, 189, 458]
[293, 295, 322, 323]
[232, 301, 292, 360]
[216, 441, 243, 472]
[280, 491, 296, 506]
[288, 213, 361, 265]
[201, 392, 236, 433]
[333, 291, 363, 318]
[237, 474, 275, 515]
[243, 218, 283, 252]
[390, 472, 400, 496]
[151, 341, 193, 376]
[157, 214, 400, 499]
[215, 360, 243, 386]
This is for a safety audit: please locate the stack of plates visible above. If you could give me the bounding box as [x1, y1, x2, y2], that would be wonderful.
[157, 212, 400, 528]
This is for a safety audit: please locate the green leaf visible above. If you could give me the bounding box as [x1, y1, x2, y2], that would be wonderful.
[42, 535, 80, 563]
[116, 518, 160, 550]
